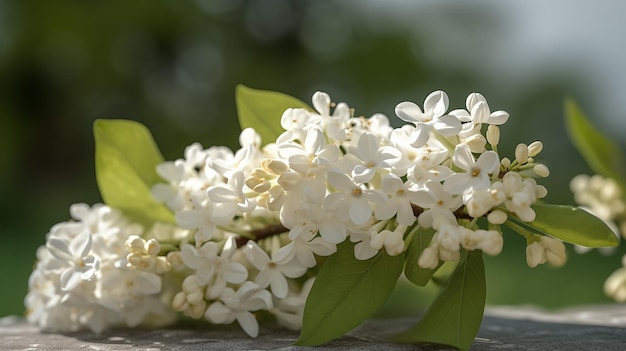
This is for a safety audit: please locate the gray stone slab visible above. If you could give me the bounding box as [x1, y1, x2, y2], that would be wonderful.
[2, 306, 626, 350]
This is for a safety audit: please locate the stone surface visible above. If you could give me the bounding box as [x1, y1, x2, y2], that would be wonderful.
[3, 306, 626, 350]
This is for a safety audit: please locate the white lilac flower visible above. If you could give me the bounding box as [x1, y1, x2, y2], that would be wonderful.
[375, 174, 433, 226]
[501, 172, 538, 222]
[394, 90, 462, 148]
[46, 231, 100, 292]
[450, 92, 510, 131]
[443, 144, 499, 195]
[311, 91, 351, 142]
[277, 107, 320, 144]
[208, 171, 257, 217]
[406, 139, 452, 183]
[274, 230, 336, 267]
[27, 204, 174, 333]
[205, 282, 273, 338]
[348, 132, 402, 184]
[324, 168, 387, 225]
[180, 237, 248, 298]
[243, 241, 307, 298]
[417, 181, 463, 229]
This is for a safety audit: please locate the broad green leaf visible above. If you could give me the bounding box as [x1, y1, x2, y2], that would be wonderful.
[565, 98, 626, 189]
[404, 228, 443, 286]
[394, 250, 486, 351]
[296, 241, 404, 346]
[236, 85, 310, 145]
[94, 119, 174, 226]
[508, 204, 618, 248]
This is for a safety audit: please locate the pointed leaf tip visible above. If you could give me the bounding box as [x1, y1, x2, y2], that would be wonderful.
[235, 85, 310, 146]
[94, 119, 174, 226]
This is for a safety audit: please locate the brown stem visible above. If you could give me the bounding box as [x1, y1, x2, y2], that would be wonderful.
[235, 223, 289, 248]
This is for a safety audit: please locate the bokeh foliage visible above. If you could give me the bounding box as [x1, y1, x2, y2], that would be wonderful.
[2, 0, 624, 317]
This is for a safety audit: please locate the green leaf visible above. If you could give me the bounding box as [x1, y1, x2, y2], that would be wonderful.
[404, 228, 442, 286]
[94, 119, 174, 226]
[296, 241, 404, 346]
[235, 85, 310, 145]
[565, 98, 626, 189]
[394, 250, 486, 351]
[508, 204, 618, 248]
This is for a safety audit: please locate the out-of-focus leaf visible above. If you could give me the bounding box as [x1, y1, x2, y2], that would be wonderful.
[236, 85, 310, 146]
[565, 98, 626, 189]
[94, 119, 174, 226]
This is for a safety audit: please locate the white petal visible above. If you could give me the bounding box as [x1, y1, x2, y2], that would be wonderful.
[308, 237, 337, 257]
[466, 92, 486, 111]
[352, 165, 375, 184]
[244, 241, 270, 270]
[476, 151, 500, 174]
[319, 221, 347, 244]
[135, 272, 162, 294]
[488, 110, 509, 125]
[312, 91, 331, 116]
[374, 200, 397, 220]
[350, 200, 372, 225]
[381, 174, 403, 195]
[443, 173, 472, 195]
[205, 302, 234, 324]
[176, 209, 210, 229]
[432, 114, 462, 136]
[356, 133, 378, 160]
[255, 269, 272, 289]
[326, 169, 356, 191]
[395, 101, 425, 123]
[452, 144, 475, 171]
[180, 244, 202, 269]
[397, 201, 417, 226]
[470, 100, 490, 124]
[409, 124, 431, 148]
[207, 186, 238, 203]
[424, 90, 449, 117]
[278, 262, 308, 278]
[269, 272, 289, 299]
[46, 237, 73, 262]
[236, 312, 260, 338]
[223, 262, 248, 283]
[60, 268, 82, 291]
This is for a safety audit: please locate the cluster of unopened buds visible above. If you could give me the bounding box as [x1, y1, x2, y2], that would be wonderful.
[26, 89, 563, 337]
[570, 174, 626, 300]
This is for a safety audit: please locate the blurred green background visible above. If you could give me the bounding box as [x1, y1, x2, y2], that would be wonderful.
[2, 0, 625, 318]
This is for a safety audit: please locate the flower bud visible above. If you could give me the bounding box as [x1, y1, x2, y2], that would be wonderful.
[526, 241, 545, 268]
[515, 143, 529, 164]
[528, 141, 543, 157]
[167, 251, 183, 268]
[418, 246, 439, 269]
[487, 125, 500, 146]
[487, 210, 507, 224]
[264, 159, 288, 174]
[533, 164, 550, 177]
[501, 157, 511, 168]
[145, 239, 160, 256]
[604, 268, 626, 302]
[172, 292, 188, 311]
[125, 235, 145, 253]
[188, 301, 207, 319]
